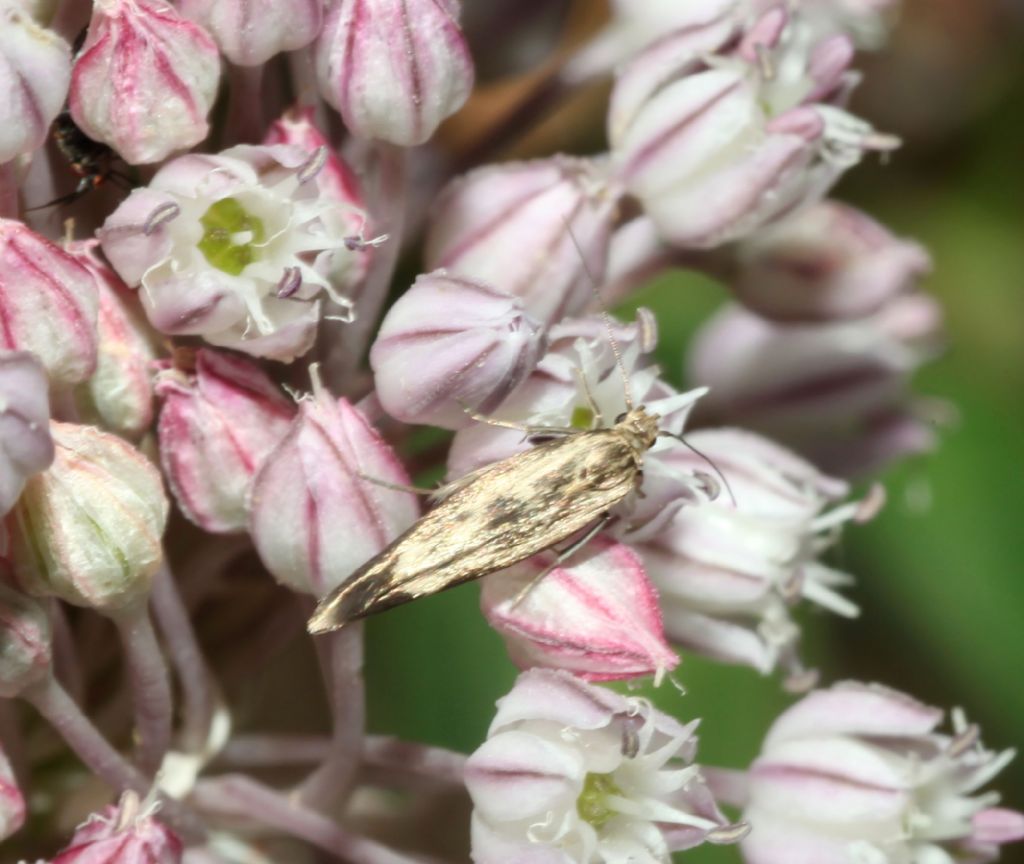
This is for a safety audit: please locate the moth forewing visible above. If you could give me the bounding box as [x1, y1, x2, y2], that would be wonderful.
[307, 407, 661, 634]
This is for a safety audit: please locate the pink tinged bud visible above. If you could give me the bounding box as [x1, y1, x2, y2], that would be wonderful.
[687, 298, 943, 476]
[69, 0, 221, 165]
[611, 63, 818, 249]
[5, 422, 169, 612]
[51, 790, 183, 864]
[732, 201, 933, 323]
[179, 0, 322, 66]
[249, 388, 419, 596]
[156, 349, 295, 534]
[0, 580, 52, 698]
[0, 742, 25, 841]
[99, 145, 364, 361]
[425, 158, 620, 325]
[370, 271, 546, 429]
[315, 0, 474, 146]
[0, 5, 71, 162]
[481, 537, 678, 682]
[0, 220, 99, 386]
[466, 669, 739, 862]
[743, 682, 1024, 864]
[0, 351, 53, 516]
[65, 241, 158, 438]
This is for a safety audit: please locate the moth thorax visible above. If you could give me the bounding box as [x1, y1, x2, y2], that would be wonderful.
[617, 407, 660, 452]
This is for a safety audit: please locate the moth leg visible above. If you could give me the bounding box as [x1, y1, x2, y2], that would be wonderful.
[461, 404, 578, 437]
[572, 365, 605, 429]
[510, 513, 614, 609]
[357, 473, 437, 496]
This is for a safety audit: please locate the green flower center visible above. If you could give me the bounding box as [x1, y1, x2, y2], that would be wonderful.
[571, 405, 594, 430]
[197, 197, 266, 275]
[577, 772, 623, 828]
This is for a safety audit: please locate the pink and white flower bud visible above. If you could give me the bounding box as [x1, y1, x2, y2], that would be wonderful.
[179, 0, 322, 66]
[0, 580, 52, 698]
[732, 201, 932, 322]
[370, 271, 546, 429]
[315, 0, 474, 146]
[610, 8, 896, 249]
[466, 668, 743, 862]
[742, 682, 1024, 864]
[263, 107, 372, 293]
[5, 422, 169, 612]
[448, 312, 710, 535]
[564, 0, 742, 83]
[0, 4, 71, 162]
[99, 145, 367, 361]
[65, 240, 158, 438]
[0, 742, 24, 841]
[70, 0, 221, 165]
[249, 382, 419, 596]
[638, 429, 870, 681]
[0, 351, 53, 516]
[688, 297, 943, 476]
[0, 219, 98, 386]
[156, 348, 295, 534]
[51, 790, 182, 864]
[425, 157, 621, 325]
[481, 536, 679, 682]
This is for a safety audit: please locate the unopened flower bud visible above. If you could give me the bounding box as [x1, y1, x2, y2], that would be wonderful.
[66, 240, 158, 438]
[0, 581, 52, 699]
[732, 201, 932, 322]
[6, 422, 169, 612]
[0, 4, 71, 162]
[370, 271, 546, 429]
[156, 348, 295, 533]
[466, 668, 739, 862]
[743, 682, 1024, 864]
[70, 0, 221, 165]
[0, 351, 53, 516]
[688, 297, 943, 476]
[0, 220, 98, 386]
[179, 0, 322, 66]
[315, 0, 474, 146]
[425, 158, 621, 325]
[249, 383, 419, 596]
[99, 145, 365, 361]
[51, 790, 182, 864]
[481, 537, 678, 682]
[0, 742, 24, 841]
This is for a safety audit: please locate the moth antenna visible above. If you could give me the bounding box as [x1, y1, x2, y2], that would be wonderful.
[658, 431, 738, 508]
[562, 219, 634, 411]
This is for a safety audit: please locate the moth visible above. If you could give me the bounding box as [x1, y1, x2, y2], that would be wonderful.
[307, 394, 665, 634]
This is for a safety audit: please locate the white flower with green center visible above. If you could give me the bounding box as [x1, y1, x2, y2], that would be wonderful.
[99, 143, 367, 361]
[465, 669, 745, 863]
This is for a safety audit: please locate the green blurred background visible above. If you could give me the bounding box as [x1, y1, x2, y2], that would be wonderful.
[362, 3, 1024, 861]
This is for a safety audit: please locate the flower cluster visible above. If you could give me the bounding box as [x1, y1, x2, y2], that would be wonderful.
[0, 1, 1018, 863]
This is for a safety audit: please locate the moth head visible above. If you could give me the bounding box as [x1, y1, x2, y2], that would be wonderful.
[616, 406, 660, 449]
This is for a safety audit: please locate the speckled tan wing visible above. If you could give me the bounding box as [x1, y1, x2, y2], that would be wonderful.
[307, 429, 641, 632]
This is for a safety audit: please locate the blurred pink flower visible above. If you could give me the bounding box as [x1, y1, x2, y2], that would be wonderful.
[0, 351, 53, 517]
[52, 791, 182, 864]
[179, 0, 322, 66]
[0, 742, 24, 842]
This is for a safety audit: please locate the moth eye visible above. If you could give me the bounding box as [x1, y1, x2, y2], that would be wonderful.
[615, 412, 627, 423]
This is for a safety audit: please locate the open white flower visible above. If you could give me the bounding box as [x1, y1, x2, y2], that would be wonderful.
[99, 144, 368, 361]
[465, 669, 744, 863]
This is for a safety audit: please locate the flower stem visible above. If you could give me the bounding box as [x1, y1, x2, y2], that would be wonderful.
[0, 161, 19, 219]
[225, 63, 266, 146]
[151, 563, 217, 754]
[193, 773, 424, 864]
[110, 600, 173, 777]
[296, 623, 365, 809]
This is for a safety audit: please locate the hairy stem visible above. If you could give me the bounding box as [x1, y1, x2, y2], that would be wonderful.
[296, 623, 365, 809]
[110, 601, 173, 777]
[151, 563, 217, 753]
[193, 774, 423, 864]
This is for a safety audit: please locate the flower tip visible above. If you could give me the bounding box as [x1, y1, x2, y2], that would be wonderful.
[707, 821, 751, 844]
[855, 482, 887, 523]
